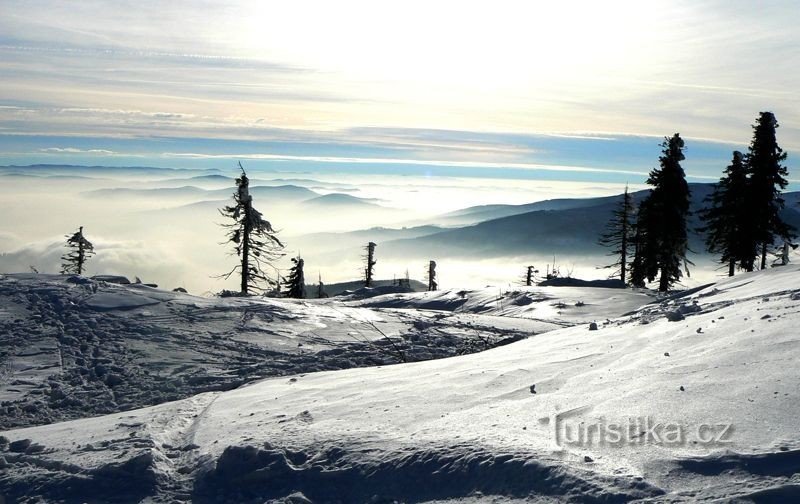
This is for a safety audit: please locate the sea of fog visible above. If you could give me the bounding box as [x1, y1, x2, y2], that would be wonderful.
[0, 165, 724, 294]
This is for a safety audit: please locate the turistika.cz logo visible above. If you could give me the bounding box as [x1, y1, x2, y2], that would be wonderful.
[539, 407, 734, 447]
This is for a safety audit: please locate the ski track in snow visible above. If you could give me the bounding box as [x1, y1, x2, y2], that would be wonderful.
[1, 269, 800, 502]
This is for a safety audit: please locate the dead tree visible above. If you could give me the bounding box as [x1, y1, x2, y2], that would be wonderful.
[364, 242, 377, 287]
[598, 185, 635, 284]
[426, 260, 438, 291]
[317, 272, 328, 298]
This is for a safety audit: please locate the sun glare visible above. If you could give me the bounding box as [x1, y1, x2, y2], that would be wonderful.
[241, 0, 660, 93]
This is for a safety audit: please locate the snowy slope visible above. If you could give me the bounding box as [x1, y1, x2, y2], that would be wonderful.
[0, 274, 561, 430]
[2, 267, 800, 502]
[343, 286, 654, 326]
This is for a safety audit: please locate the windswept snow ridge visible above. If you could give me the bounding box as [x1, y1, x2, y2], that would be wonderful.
[2, 267, 800, 502]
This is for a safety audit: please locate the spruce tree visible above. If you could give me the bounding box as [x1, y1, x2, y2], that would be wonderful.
[598, 185, 635, 284]
[745, 112, 794, 270]
[316, 273, 327, 298]
[61, 226, 95, 275]
[699, 151, 755, 276]
[219, 163, 284, 295]
[637, 134, 692, 291]
[524, 265, 538, 286]
[284, 255, 306, 299]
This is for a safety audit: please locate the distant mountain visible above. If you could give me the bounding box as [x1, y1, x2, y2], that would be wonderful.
[154, 174, 232, 183]
[435, 185, 714, 226]
[301, 193, 382, 208]
[84, 184, 320, 203]
[438, 195, 628, 226]
[1, 164, 211, 177]
[286, 225, 445, 255]
[189, 174, 232, 181]
[209, 184, 319, 202]
[383, 184, 800, 259]
[296, 225, 443, 243]
[307, 278, 428, 298]
[0, 171, 97, 180]
[250, 178, 359, 191]
[82, 186, 209, 199]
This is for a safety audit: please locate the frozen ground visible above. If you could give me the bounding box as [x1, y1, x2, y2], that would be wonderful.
[2, 268, 800, 502]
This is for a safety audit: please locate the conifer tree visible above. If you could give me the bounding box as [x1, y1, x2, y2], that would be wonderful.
[317, 272, 327, 298]
[636, 134, 692, 291]
[598, 185, 635, 284]
[219, 163, 284, 295]
[745, 112, 794, 270]
[61, 226, 94, 275]
[524, 265, 538, 286]
[284, 255, 306, 299]
[699, 151, 755, 276]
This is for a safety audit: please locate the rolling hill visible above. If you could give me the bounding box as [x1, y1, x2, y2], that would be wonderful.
[382, 184, 800, 259]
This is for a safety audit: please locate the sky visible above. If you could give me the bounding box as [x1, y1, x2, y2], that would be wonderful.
[1, 0, 800, 184]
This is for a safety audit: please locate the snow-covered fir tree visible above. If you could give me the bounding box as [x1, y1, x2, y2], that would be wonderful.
[284, 255, 306, 299]
[219, 163, 284, 295]
[61, 226, 94, 275]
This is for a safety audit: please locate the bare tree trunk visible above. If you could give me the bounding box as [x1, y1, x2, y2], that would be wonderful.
[365, 242, 376, 287]
[428, 260, 437, 291]
[620, 225, 627, 284]
[241, 203, 252, 295]
[77, 226, 84, 275]
[658, 268, 669, 292]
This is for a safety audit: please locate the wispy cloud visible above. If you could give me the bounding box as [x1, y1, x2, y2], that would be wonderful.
[162, 151, 652, 177]
[1, 0, 799, 179]
[40, 147, 115, 154]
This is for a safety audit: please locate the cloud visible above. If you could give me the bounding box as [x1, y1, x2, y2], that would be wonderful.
[1, 0, 799, 176]
[40, 147, 115, 155]
[0, 236, 197, 290]
[162, 151, 651, 177]
[55, 108, 194, 120]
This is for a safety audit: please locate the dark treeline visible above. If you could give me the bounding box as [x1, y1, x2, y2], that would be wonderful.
[599, 111, 795, 291]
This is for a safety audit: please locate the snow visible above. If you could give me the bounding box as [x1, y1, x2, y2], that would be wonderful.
[1, 274, 578, 429]
[344, 285, 653, 325]
[2, 267, 800, 501]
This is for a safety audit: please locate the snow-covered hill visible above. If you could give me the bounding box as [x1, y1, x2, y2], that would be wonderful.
[0, 274, 644, 430]
[2, 267, 800, 502]
[343, 285, 653, 326]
